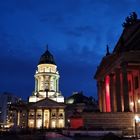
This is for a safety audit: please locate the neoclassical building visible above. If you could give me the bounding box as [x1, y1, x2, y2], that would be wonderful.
[94, 12, 140, 113]
[29, 48, 64, 103]
[11, 48, 65, 129]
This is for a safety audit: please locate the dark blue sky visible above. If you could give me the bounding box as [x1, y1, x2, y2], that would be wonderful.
[0, 0, 140, 100]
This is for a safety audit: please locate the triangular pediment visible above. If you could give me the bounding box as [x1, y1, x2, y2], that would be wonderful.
[28, 97, 65, 108]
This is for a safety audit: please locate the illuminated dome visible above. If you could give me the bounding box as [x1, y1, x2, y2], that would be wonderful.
[66, 92, 96, 105]
[38, 49, 56, 65]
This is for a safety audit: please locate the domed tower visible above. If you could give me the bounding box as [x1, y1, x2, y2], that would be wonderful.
[29, 47, 64, 103]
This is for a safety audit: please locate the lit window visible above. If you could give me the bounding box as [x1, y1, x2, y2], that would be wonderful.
[37, 120, 42, 128]
[59, 113, 63, 117]
[52, 113, 56, 117]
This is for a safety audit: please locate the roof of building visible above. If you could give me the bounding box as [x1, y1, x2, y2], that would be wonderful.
[94, 12, 140, 79]
[113, 12, 140, 53]
[10, 98, 65, 110]
[66, 92, 96, 105]
[29, 97, 65, 108]
[38, 48, 56, 65]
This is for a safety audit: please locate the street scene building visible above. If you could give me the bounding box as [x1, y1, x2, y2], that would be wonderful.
[65, 92, 98, 129]
[29, 47, 64, 103]
[1, 11, 140, 138]
[94, 12, 140, 113]
[10, 49, 65, 129]
[89, 12, 140, 136]
[0, 93, 20, 129]
[61, 12, 140, 137]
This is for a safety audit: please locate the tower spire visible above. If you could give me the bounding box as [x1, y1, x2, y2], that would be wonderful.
[106, 45, 110, 56]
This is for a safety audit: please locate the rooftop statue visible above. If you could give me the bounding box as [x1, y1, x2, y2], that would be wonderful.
[122, 12, 138, 28]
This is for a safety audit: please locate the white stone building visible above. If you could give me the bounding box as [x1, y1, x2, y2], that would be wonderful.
[29, 48, 64, 103]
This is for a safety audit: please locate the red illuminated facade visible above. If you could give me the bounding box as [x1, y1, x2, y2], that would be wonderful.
[94, 13, 140, 113]
[69, 117, 83, 129]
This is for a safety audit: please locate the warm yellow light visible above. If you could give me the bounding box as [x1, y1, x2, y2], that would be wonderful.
[37, 119, 42, 128]
[52, 120, 56, 128]
[135, 115, 139, 123]
[29, 120, 34, 128]
[130, 102, 134, 106]
[58, 119, 64, 128]
[138, 100, 140, 103]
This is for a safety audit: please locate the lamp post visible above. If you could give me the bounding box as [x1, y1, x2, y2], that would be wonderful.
[67, 119, 70, 136]
[135, 115, 139, 138]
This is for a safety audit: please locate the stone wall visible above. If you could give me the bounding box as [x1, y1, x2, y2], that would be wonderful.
[82, 112, 140, 135]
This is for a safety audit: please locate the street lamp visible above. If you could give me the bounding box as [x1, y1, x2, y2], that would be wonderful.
[134, 115, 139, 138]
[67, 119, 70, 136]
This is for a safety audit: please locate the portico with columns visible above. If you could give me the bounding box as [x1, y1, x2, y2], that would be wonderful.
[96, 57, 140, 113]
[11, 97, 65, 129]
[27, 98, 65, 129]
[94, 14, 140, 113]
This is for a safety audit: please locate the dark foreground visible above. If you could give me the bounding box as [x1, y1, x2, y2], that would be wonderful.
[0, 131, 136, 140]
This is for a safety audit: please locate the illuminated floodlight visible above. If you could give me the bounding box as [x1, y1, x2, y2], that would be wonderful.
[135, 115, 140, 123]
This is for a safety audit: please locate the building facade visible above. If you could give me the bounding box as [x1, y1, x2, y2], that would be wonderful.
[11, 48, 65, 129]
[0, 92, 20, 129]
[94, 12, 140, 113]
[29, 48, 64, 103]
[11, 98, 65, 129]
[65, 92, 98, 129]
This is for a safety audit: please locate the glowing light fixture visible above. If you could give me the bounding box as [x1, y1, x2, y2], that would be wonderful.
[37, 119, 42, 128]
[135, 115, 140, 123]
[130, 102, 134, 106]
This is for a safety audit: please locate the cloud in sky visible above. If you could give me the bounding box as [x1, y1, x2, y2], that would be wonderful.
[0, 0, 140, 99]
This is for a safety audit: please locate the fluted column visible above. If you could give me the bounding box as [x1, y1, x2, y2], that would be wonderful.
[42, 109, 44, 129]
[49, 109, 51, 128]
[34, 109, 37, 128]
[57, 77, 59, 92]
[56, 109, 59, 128]
[38, 77, 40, 91]
[48, 76, 51, 91]
[26, 110, 29, 128]
[101, 80, 106, 112]
[115, 68, 122, 112]
[97, 81, 102, 112]
[121, 62, 130, 112]
[35, 78, 38, 92]
[109, 73, 115, 112]
[42, 75, 46, 91]
[17, 110, 20, 126]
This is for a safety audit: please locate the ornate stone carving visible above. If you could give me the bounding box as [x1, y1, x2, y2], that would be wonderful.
[122, 12, 138, 28]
